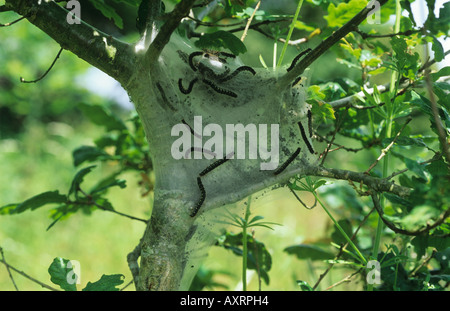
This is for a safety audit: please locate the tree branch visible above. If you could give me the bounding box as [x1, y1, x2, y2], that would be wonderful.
[145, 0, 197, 64]
[5, 0, 135, 84]
[371, 194, 450, 236]
[278, 0, 389, 88]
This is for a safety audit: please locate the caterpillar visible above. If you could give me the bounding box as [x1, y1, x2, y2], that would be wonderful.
[219, 51, 236, 59]
[202, 79, 237, 98]
[178, 78, 198, 94]
[199, 157, 230, 176]
[191, 177, 206, 217]
[298, 121, 315, 154]
[292, 76, 303, 87]
[286, 48, 312, 72]
[307, 109, 312, 138]
[274, 147, 301, 175]
[188, 51, 204, 71]
[156, 82, 176, 111]
[219, 65, 256, 82]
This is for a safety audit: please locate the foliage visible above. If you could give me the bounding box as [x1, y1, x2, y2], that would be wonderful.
[1, 0, 449, 291]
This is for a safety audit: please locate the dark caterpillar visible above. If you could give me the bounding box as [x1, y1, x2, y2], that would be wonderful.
[307, 109, 312, 138]
[298, 121, 315, 154]
[199, 157, 230, 176]
[156, 82, 176, 111]
[202, 79, 237, 98]
[286, 48, 312, 72]
[219, 66, 256, 83]
[274, 147, 301, 175]
[188, 51, 204, 71]
[191, 177, 206, 217]
[178, 78, 198, 94]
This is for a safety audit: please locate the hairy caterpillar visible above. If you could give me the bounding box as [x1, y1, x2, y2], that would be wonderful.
[274, 147, 301, 175]
[202, 79, 237, 98]
[286, 48, 312, 72]
[178, 78, 198, 94]
[298, 121, 315, 154]
[192, 177, 206, 217]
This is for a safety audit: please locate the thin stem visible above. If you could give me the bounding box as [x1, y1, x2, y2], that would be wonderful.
[313, 193, 367, 265]
[277, 0, 304, 67]
[242, 195, 252, 291]
[240, 1, 261, 42]
[0, 258, 60, 291]
[0, 248, 19, 290]
[20, 47, 63, 83]
[368, 0, 401, 291]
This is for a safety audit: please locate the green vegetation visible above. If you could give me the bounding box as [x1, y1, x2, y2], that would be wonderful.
[1, 0, 449, 291]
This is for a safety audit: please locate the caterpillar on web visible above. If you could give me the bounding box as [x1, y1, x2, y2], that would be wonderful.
[202, 79, 237, 98]
[298, 121, 315, 154]
[286, 48, 312, 72]
[178, 78, 198, 94]
[274, 147, 301, 175]
[191, 177, 206, 217]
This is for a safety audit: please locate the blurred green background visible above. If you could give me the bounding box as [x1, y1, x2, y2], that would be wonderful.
[0, 0, 441, 291]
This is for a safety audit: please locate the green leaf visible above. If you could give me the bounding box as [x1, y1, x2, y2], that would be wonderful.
[404, 157, 427, 180]
[69, 165, 97, 197]
[48, 257, 79, 291]
[0, 191, 67, 215]
[284, 244, 335, 261]
[72, 145, 111, 167]
[82, 274, 125, 291]
[78, 103, 127, 132]
[89, 0, 124, 29]
[90, 173, 127, 194]
[297, 280, 314, 291]
[324, 0, 367, 28]
[430, 36, 444, 62]
[194, 31, 247, 55]
[430, 66, 450, 82]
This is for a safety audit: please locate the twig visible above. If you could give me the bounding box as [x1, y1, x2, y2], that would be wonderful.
[313, 207, 375, 290]
[279, 0, 390, 87]
[424, 64, 450, 164]
[20, 47, 63, 83]
[0, 256, 60, 291]
[120, 280, 134, 291]
[365, 117, 412, 174]
[77, 187, 148, 224]
[127, 240, 142, 290]
[329, 50, 450, 110]
[354, 27, 424, 39]
[320, 112, 343, 165]
[371, 194, 450, 236]
[314, 131, 365, 153]
[145, 0, 197, 64]
[240, 1, 261, 42]
[409, 249, 437, 277]
[288, 186, 317, 209]
[0, 15, 25, 27]
[0, 247, 19, 290]
[325, 268, 363, 291]
[386, 154, 441, 180]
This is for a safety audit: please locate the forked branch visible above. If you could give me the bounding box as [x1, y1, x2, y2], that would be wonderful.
[278, 0, 389, 88]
